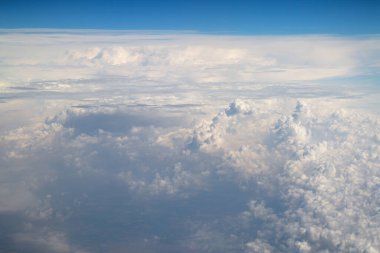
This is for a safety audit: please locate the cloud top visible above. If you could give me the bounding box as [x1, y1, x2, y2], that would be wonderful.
[0, 30, 380, 253]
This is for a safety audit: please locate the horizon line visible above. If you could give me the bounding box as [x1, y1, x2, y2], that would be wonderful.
[1, 28, 380, 38]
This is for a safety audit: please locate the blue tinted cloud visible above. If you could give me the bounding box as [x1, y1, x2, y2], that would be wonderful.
[0, 31, 380, 253]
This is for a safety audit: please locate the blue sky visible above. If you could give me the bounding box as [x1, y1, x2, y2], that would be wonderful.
[0, 0, 379, 34]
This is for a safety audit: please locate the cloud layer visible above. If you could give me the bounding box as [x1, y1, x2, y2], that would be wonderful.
[0, 30, 380, 253]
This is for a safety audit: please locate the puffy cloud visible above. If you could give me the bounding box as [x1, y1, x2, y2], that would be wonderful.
[1, 30, 380, 253]
[246, 239, 274, 253]
[225, 99, 253, 117]
[1, 31, 380, 85]
[2, 97, 379, 252]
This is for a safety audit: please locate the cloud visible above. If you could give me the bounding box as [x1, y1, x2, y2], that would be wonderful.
[225, 99, 253, 117]
[1, 31, 380, 86]
[0, 30, 380, 252]
[12, 230, 88, 253]
[56, 37, 380, 83]
[2, 97, 379, 252]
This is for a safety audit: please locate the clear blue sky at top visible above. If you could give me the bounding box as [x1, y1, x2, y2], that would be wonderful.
[0, 0, 379, 35]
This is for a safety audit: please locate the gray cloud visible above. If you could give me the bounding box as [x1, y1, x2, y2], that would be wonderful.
[1, 97, 379, 252]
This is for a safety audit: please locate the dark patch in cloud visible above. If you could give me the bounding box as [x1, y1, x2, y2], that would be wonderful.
[64, 111, 182, 136]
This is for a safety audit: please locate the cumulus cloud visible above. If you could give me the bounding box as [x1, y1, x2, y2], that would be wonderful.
[225, 99, 253, 117]
[2, 97, 379, 252]
[1, 31, 380, 86]
[0, 30, 380, 252]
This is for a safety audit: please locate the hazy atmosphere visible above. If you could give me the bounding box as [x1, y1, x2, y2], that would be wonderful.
[1, 1, 380, 253]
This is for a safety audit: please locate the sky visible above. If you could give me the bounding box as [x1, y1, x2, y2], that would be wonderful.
[1, 1, 380, 253]
[1, 0, 380, 34]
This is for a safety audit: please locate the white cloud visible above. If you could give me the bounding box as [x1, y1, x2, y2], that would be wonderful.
[225, 99, 253, 116]
[1, 31, 380, 85]
[2, 96, 379, 252]
[0, 30, 380, 252]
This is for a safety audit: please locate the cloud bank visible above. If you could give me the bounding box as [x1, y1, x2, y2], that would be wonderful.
[0, 30, 380, 253]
